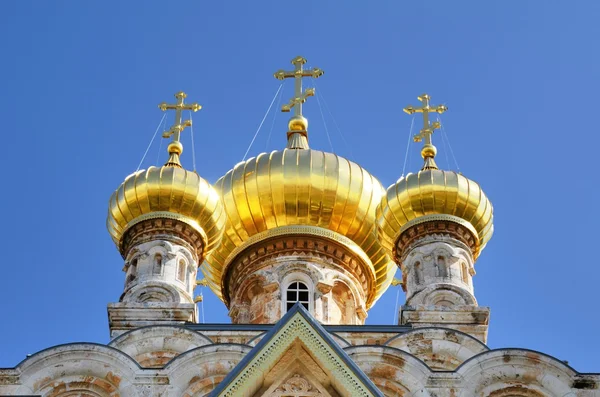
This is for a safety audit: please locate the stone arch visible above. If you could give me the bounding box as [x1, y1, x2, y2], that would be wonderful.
[108, 325, 213, 368]
[331, 280, 357, 324]
[384, 327, 488, 370]
[409, 282, 477, 306]
[14, 343, 139, 396]
[164, 343, 251, 396]
[457, 349, 577, 397]
[121, 281, 181, 303]
[345, 345, 431, 396]
[328, 332, 351, 348]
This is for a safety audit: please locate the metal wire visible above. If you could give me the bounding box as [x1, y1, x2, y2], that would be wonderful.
[136, 112, 167, 172]
[314, 82, 354, 160]
[155, 114, 168, 166]
[401, 116, 415, 177]
[189, 110, 197, 172]
[393, 285, 400, 325]
[242, 83, 284, 161]
[265, 82, 285, 150]
[315, 86, 334, 152]
[437, 114, 461, 172]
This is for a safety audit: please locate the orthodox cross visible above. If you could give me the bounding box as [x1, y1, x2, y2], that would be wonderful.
[403, 94, 447, 145]
[158, 91, 202, 144]
[274, 56, 324, 116]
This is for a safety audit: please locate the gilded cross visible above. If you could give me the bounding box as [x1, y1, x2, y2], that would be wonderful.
[274, 56, 324, 117]
[158, 91, 202, 144]
[403, 94, 447, 145]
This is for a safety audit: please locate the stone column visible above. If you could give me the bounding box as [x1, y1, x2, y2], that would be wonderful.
[397, 222, 490, 343]
[107, 219, 204, 338]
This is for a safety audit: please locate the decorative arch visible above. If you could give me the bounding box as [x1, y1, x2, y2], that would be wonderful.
[384, 327, 488, 370]
[409, 282, 477, 306]
[344, 345, 431, 396]
[457, 348, 577, 397]
[14, 343, 139, 396]
[164, 343, 251, 396]
[108, 325, 213, 368]
[121, 281, 181, 303]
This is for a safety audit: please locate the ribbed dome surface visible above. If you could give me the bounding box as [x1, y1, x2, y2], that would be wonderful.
[377, 169, 494, 259]
[107, 166, 226, 256]
[203, 148, 397, 307]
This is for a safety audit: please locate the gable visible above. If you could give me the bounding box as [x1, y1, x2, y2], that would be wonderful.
[212, 304, 382, 397]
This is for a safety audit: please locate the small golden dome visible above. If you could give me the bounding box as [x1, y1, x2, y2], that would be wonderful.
[378, 94, 493, 260]
[203, 148, 397, 308]
[107, 166, 226, 256]
[107, 91, 225, 258]
[377, 169, 494, 259]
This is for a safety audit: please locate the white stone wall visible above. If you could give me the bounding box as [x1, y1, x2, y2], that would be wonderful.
[2, 325, 597, 396]
[122, 240, 198, 305]
[228, 255, 368, 325]
[401, 235, 476, 307]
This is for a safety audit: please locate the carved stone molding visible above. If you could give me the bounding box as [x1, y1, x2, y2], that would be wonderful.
[272, 374, 323, 396]
[395, 220, 476, 263]
[122, 218, 204, 261]
[224, 234, 373, 308]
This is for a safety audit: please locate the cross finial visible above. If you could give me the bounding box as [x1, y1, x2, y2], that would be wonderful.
[158, 91, 201, 167]
[274, 56, 324, 149]
[403, 94, 448, 170]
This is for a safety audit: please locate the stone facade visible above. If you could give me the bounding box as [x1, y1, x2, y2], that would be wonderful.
[397, 224, 491, 343]
[225, 235, 370, 325]
[108, 237, 200, 338]
[1, 322, 598, 396]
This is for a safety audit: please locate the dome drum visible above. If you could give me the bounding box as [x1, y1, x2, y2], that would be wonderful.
[120, 216, 206, 261]
[393, 214, 479, 264]
[218, 226, 376, 309]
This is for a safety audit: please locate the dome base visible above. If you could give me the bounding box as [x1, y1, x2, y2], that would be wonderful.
[219, 231, 375, 324]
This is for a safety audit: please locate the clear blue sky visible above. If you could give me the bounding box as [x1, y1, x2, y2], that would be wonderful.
[1, 1, 599, 372]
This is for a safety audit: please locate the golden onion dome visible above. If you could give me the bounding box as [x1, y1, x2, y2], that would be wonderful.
[107, 166, 226, 255]
[107, 91, 226, 258]
[377, 94, 494, 260]
[203, 146, 397, 308]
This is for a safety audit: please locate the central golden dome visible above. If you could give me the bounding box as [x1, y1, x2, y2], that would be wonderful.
[203, 147, 397, 308]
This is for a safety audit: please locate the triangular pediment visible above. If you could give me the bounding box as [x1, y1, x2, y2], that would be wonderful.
[212, 304, 382, 397]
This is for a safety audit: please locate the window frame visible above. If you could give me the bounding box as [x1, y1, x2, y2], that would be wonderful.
[280, 273, 314, 315]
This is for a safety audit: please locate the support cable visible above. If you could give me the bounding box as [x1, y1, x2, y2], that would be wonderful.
[393, 285, 400, 325]
[200, 287, 205, 324]
[136, 113, 167, 172]
[314, 82, 354, 160]
[242, 83, 284, 161]
[437, 114, 461, 172]
[401, 116, 415, 177]
[189, 110, 197, 172]
[155, 114, 168, 166]
[265, 82, 285, 150]
[314, 85, 334, 152]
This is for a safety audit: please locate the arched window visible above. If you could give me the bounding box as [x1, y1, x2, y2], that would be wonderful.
[437, 255, 447, 278]
[153, 253, 162, 275]
[286, 282, 310, 312]
[126, 259, 137, 286]
[413, 261, 422, 284]
[177, 259, 186, 282]
[461, 262, 469, 284]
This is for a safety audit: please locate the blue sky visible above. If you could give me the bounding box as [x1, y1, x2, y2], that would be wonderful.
[1, 1, 599, 372]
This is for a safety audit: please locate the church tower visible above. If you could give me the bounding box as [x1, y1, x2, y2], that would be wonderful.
[377, 94, 494, 342]
[202, 56, 397, 325]
[106, 92, 226, 337]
